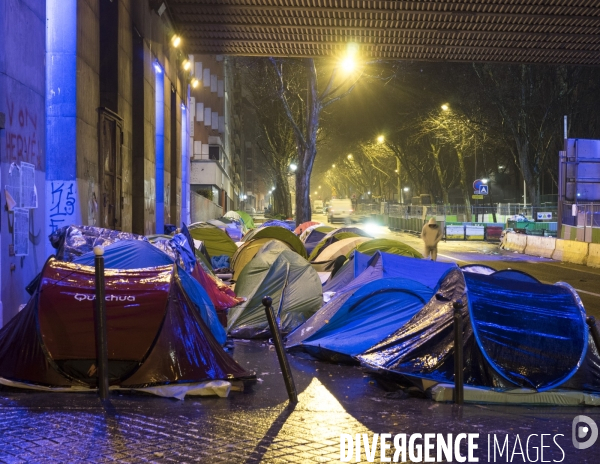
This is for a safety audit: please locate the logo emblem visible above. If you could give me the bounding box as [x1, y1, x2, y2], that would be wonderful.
[572, 415, 598, 450]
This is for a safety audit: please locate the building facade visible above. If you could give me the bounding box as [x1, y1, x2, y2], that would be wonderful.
[188, 55, 243, 217]
[0, 0, 189, 327]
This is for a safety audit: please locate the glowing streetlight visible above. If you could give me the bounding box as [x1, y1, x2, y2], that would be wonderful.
[182, 60, 191, 71]
[377, 135, 385, 144]
[340, 43, 358, 73]
[314, 191, 318, 195]
[191, 78, 199, 88]
[332, 164, 336, 168]
[403, 187, 410, 192]
[441, 104, 449, 111]
[347, 154, 353, 160]
[171, 35, 181, 48]
[367, 191, 371, 195]
[318, 185, 321, 189]
[482, 178, 489, 184]
[290, 163, 297, 172]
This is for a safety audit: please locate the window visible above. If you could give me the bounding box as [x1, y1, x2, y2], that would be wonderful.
[208, 145, 220, 161]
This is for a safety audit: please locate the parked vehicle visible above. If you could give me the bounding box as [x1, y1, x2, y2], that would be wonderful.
[313, 200, 324, 214]
[327, 199, 354, 223]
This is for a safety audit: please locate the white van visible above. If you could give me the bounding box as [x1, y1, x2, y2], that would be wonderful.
[313, 200, 324, 213]
[327, 199, 353, 223]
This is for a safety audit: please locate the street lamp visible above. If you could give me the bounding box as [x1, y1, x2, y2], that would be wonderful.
[347, 154, 353, 160]
[377, 135, 385, 144]
[290, 163, 297, 172]
[482, 178, 489, 184]
[332, 164, 336, 168]
[441, 104, 449, 111]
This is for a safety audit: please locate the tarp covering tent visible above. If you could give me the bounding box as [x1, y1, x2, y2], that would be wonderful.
[73, 240, 241, 329]
[301, 225, 335, 256]
[262, 219, 296, 231]
[50, 225, 147, 262]
[353, 238, 422, 259]
[294, 221, 321, 235]
[323, 251, 455, 294]
[207, 219, 243, 242]
[307, 227, 372, 261]
[358, 269, 595, 393]
[231, 238, 293, 281]
[242, 226, 307, 259]
[0, 258, 249, 394]
[313, 237, 370, 262]
[223, 211, 250, 233]
[287, 252, 455, 362]
[188, 222, 239, 258]
[228, 243, 322, 338]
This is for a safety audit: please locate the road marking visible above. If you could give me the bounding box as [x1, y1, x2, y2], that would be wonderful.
[438, 253, 462, 262]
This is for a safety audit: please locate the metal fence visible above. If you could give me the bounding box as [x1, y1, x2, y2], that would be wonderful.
[562, 202, 600, 228]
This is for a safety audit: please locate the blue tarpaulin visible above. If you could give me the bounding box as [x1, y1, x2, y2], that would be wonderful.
[358, 268, 592, 392]
[287, 252, 455, 362]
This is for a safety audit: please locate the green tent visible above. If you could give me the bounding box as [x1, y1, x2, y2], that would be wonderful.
[188, 222, 239, 258]
[243, 226, 307, 259]
[227, 242, 322, 338]
[353, 238, 423, 259]
[236, 210, 255, 230]
[230, 238, 293, 280]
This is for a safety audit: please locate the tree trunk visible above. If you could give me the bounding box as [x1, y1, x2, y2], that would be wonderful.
[431, 143, 449, 204]
[295, 162, 312, 224]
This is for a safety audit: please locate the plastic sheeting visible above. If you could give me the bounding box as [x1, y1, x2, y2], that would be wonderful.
[261, 219, 296, 231]
[228, 245, 322, 339]
[72, 240, 226, 345]
[465, 272, 587, 391]
[359, 269, 591, 393]
[0, 258, 249, 389]
[49, 225, 147, 262]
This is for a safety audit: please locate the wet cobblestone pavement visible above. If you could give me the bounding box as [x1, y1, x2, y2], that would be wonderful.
[1, 340, 600, 463]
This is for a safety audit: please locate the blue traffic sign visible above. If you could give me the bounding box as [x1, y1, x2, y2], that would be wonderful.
[473, 179, 489, 195]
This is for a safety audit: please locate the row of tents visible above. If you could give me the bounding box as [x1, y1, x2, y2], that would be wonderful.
[1, 213, 599, 404]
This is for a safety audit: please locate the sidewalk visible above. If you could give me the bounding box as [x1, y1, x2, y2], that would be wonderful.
[1, 340, 599, 463]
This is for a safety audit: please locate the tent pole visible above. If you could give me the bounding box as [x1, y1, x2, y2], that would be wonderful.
[453, 300, 464, 405]
[263, 296, 298, 404]
[94, 246, 110, 399]
[587, 316, 600, 355]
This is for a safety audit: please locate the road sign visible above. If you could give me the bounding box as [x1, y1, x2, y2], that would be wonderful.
[537, 212, 553, 220]
[473, 179, 489, 195]
[472, 194, 483, 199]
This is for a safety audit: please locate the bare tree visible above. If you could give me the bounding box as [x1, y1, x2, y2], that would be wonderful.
[270, 58, 361, 224]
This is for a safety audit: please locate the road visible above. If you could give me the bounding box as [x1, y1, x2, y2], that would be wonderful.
[313, 213, 600, 319]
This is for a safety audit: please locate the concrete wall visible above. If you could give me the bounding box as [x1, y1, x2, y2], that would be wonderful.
[191, 192, 223, 223]
[0, 0, 187, 327]
[0, 0, 47, 325]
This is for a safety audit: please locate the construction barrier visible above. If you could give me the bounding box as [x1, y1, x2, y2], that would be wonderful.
[445, 223, 465, 240]
[552, 239, 589, 265]
[587, 243, 600, 268]
[486, 225, 503, 241]
[465, 223, 485, 241]
[503, 232, 527, 253]
[524, 236, 556, 259]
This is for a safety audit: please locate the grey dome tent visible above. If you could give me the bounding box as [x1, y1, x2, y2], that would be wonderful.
[227, 241, 322, 338]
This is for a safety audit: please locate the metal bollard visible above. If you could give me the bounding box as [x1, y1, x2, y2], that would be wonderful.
[94, 246, 110, 399]
[453, 300, 464, 405]
[262, 296, 298, 404]
[586, 316, 600, 354]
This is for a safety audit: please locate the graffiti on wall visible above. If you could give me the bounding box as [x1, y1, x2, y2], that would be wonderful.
[4, 98, 42, 169]
[47, 181, 77, 233]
